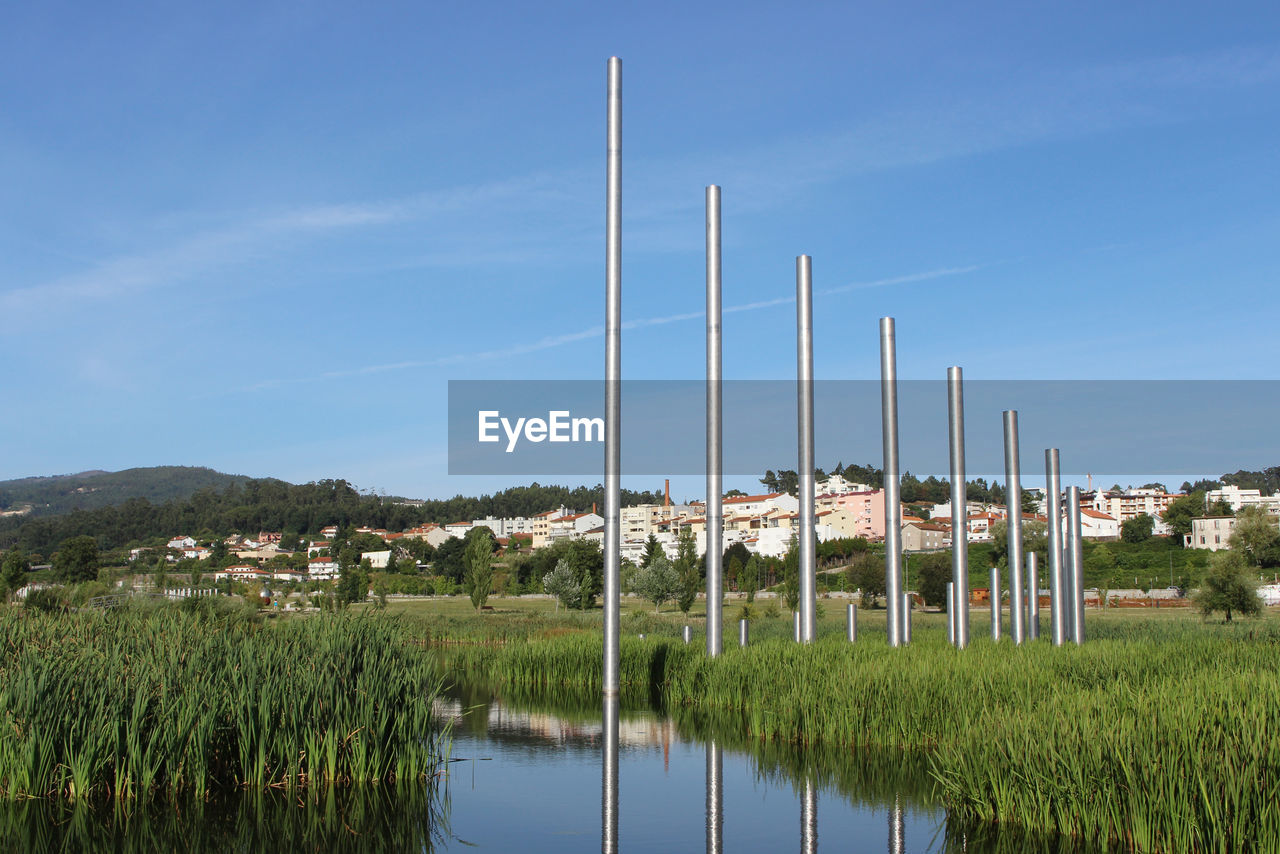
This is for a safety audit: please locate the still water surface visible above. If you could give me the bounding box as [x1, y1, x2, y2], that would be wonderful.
[0, 679, 1109, 852]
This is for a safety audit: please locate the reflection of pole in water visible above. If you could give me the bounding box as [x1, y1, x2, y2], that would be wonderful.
[801, 777, 817, 854]
[602, 695, 619, 854]
[705, 741, 723, 854]
[888, 795, 904, 854]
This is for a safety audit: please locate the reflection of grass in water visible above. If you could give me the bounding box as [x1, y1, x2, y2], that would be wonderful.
[442, 616, 1280, 852]
[0, 785, 449, 853]
[0, 605, 447, 801]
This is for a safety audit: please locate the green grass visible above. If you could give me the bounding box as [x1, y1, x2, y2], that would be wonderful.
[0, 603, 446, 801]
[438, 606, 1280, 852]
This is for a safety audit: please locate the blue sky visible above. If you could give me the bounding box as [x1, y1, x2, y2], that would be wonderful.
[4, 1, 1280, 500]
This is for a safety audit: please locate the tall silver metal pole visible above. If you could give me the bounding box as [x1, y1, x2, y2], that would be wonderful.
[902, 592, 912, 643]
[1003, 411, 1025, 644]
[601, 59, 622, 854]
[1027, 551, 1040, 640]
[602, 693, 619, 853]
[738, 618, 749, 647]
[796, 255, 816, 643]
[1067, 485, 1086, 644]
[989, 567, 1001, 641]
[846, 602, 857, 642]
[881, 317, 904, 646]
[706, 185, 723, 657]
[946, 581, 955, 645]
[947, 367, 969, 648]
[1045, 449, 1065, 647]
[705, 740, 723, 854]
[801, 777, 818, 854]
[602, 56, 622, 697]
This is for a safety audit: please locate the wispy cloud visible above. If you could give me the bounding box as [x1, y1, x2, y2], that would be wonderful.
[237, 264, 978, 393]
[12, 44, 1278, 328]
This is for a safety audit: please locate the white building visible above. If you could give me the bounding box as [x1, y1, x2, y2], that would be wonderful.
[722, 492, 798, 518]
[1084, 489, 1182, 535]
[1206, 485, 1280, 514]
[1079, 509, 1121, 539]
[1186, 516, 1236, 551]
[361, 550, 392, 569]
[815, 474, 873, 495]
[308, 557, 340, 579]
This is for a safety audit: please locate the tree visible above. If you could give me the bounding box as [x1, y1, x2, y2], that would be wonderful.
[154, 556, 168, 591]
[542, 559, 581, 611]
[633, 554, 680, 613]
[990, 519, 1047, 566]
[723, 541, 751, 573]
[781, 534, 800, 611]
[384, 551, 400, 574]
[726, 556, 743, 592]
[2, 549, 29, 600]
[525, 539, 603, 608]
[1228, 506, 1280, 566]
[55, 536, 99, 583]
[642, 534, 663, 568]
[1162, 492, 1204, 546]
[465, 528, 495, 610]
[432, 537, 467, 582]
[743, 554, 762, 603]
[674, 528, 701, 614]
[914, 552, 951, 609]
[1194, 550, 1261, 622]
[335, 558, 369, 606]
[1206, 499, 1235, 517]
[855, 557, 886, 608]
[1121, 514, 1155, 543]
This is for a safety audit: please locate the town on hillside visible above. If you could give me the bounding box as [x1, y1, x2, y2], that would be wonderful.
[96, 478, 1279, 589]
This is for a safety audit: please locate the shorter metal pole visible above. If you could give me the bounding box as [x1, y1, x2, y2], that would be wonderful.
[793, 611, 801, 643]
[683, 625, 692, 645]
[946, 582, 955, 645]
[990, 568, 1001, 642]
[1027, 552, 1040, 640]
[846, 602, 857, 642]
[1067, 486, 1086, 645]
[738, 619, 749, 647]
[902, 593, 912, 643]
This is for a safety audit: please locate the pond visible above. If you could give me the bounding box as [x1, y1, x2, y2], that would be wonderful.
[434, 678, 1108, 854]
[0, 677, 1114, 852]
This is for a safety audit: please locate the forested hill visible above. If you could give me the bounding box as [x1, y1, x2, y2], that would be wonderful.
[0, 477, 666, 555]
[0, 466, 252, 517]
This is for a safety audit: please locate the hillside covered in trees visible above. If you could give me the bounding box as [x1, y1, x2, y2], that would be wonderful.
[0, 477, 665, 555]
[0, 466, 251, 517]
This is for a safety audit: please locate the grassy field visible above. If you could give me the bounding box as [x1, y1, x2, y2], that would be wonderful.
[428, 598, 1280, 852]
[372, 590, 1226, 645]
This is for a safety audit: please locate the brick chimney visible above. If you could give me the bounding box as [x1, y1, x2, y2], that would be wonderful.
[664, 479, 670, 507]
